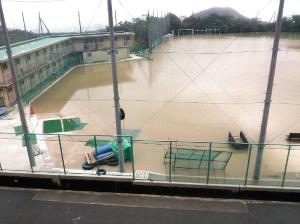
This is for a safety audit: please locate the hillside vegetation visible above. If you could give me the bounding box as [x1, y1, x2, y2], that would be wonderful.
[0, 29, 38, 47]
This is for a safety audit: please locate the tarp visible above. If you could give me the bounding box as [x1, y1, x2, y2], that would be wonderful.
[109, 138, 132, 161]
[0, 107, 6, 117]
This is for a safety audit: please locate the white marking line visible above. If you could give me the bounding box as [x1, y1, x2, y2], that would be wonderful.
[32, 191, 249, 213]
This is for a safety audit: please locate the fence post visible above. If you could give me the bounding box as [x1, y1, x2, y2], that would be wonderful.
[169, 141, 172, 182]
[206, 142, 212, 184]
[244, 144, 253, 186]
[281, 145, 291, 187]
[25, 133, 34, 173]
[58, 134, 66, 174]
[130, 136, 135, 180]
[93, 135, 99, 173]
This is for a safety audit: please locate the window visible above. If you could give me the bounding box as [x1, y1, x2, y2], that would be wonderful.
[14, 58, 20, 65]
[43, 48, 47, 54]
[35, 51, 40, 57]
[83, 39, 89, 50]
[114, 36, 118, 41]
[26, 55, 31, 62]
[124, 35, 130, 46]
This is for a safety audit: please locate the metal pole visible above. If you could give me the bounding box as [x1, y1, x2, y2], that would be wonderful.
[130, 137, 135, 180]
[114, 10, 117, 31]
[0, 0, 35, 167]
[78, 11, 82, 33]
[244, 144, 253, 186]
[281, 145, 291, 187]
[22, 11, 26, 32]
[93, 135, 100, 172]
[38, 12, 40, 34]
[107, 0, 125, 172]
[206, 142, 212, 184]
[253, 0, 285, 179]
[39, 12, 43, 34]
[41, 19, 50, 34]
[58, 134, 66, 174]
[169, 141, 172, 182]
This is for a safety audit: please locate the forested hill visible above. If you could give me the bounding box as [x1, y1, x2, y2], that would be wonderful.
[0, 29, 38, 46]
[193, 7, 247, 20]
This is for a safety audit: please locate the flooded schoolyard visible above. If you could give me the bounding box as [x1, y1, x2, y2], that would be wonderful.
[31, 34, 300, 184]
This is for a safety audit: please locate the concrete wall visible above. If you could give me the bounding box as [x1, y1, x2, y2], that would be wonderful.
[117, 48, 129, 59]
[83, 51, 109, 64]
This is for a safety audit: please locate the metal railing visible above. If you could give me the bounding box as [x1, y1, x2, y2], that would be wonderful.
[0, 132, 300, 189]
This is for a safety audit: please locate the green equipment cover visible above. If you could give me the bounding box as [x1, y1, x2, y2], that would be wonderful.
[109, 138, 132, 161]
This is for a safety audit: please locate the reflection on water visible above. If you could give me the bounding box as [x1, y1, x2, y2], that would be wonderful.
[32, 35, 300, 143]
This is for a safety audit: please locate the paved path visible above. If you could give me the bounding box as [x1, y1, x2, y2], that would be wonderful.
[1, 187, 300, 224]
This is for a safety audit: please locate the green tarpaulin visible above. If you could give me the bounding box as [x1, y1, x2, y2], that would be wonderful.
[109, 138, 132, 161]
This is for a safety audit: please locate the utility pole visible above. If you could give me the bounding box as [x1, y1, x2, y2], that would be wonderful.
[107, 0, 125, 172]
[254, 0, 285, 179]
[38, 12, 43, 34]
[22, 11, 26, 32]
[0, 0, 35, 168]
[78, 10, 82, 33]
[114, 10, 117, 31]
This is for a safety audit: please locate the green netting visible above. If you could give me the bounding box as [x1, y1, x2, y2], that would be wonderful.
[43, 119, 62, 133]
[14, 125, 24, 135]
[165, 147, 232, 170]
[43, 117, 86, 133]
[63, 117, 87, 132]
[123, 129, 141, 140]
[13, 126, 37, 146]
[22, 134, 37, 146]
[109, 137, 132, 161]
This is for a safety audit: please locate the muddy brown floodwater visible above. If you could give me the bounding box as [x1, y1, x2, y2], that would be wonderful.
[32, 34, 300, 184]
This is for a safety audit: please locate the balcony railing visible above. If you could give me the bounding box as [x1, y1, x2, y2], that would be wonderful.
[15, 48, 73, 81]
[1, 132, 300, 189]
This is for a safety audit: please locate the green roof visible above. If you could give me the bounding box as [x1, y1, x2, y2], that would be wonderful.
[0, 36, 70, 61]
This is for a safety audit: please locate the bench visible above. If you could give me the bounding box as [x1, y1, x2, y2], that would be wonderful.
[287, 133, 300, 141]
[228, 131, 249, 149]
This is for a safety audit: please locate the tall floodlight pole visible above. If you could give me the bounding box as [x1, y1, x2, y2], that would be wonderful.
[21, 11, 26, 32]
[114, 10, 117, 31]
[0, 0, 35, 167]
[107, 0, 125, 172]
[78, 11, 82, 33]
[254, 0, 285, 179]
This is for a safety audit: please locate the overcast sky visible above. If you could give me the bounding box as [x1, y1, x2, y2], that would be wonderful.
[2, 0, 300, 33]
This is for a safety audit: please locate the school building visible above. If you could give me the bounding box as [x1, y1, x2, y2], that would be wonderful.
[0, 32, 134, 106]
